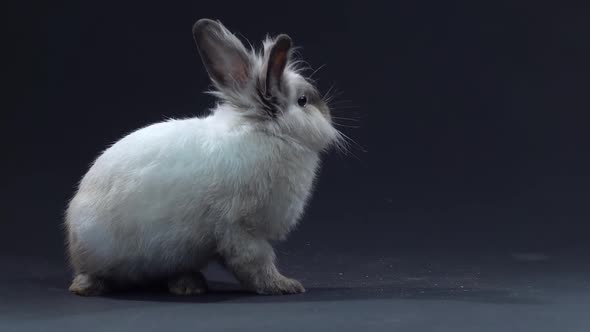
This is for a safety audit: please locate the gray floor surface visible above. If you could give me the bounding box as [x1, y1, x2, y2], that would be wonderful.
[2, 248, 589, 331]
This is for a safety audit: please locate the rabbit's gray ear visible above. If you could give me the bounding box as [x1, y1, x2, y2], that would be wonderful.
[265, 34, 292, 97]
[192, 19, 251, 89]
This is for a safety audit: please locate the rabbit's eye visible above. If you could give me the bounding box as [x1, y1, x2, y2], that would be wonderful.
[297, 95, 307, 107]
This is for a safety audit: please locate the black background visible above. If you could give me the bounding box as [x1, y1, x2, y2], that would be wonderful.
[5, 0, 590, 262]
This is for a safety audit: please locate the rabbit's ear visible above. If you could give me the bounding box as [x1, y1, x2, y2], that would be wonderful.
[192, 19, 251, 89]
[264, 34, 292, 98]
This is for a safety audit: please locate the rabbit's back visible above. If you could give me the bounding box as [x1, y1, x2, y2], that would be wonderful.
[65, 115, 240, 278]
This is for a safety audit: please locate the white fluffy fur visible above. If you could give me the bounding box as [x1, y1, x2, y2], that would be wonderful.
[64, 19, 340, 296]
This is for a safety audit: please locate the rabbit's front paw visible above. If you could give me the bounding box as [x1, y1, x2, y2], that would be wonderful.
[255, 275, 305, 295]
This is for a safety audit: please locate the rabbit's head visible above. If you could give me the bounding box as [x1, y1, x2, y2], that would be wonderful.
[193, 19, 341, 152]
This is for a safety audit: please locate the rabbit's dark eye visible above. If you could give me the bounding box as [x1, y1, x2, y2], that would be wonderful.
[297, 95, 307, 107]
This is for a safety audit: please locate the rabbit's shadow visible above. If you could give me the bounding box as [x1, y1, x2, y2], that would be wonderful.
[103, 280, 545, 305]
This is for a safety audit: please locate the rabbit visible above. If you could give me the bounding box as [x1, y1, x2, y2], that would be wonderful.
[64, 18, 343, 296]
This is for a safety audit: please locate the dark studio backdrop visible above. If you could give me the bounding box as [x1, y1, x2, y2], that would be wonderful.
[4, 0, 590, 264]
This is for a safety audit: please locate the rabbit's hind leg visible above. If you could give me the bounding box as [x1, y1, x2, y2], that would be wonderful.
[167, 271, 208, 295]
[69, 273, 109, 296]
